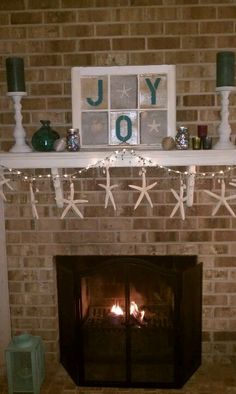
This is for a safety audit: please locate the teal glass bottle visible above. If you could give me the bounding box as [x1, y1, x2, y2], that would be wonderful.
[31, 120, 59, 152]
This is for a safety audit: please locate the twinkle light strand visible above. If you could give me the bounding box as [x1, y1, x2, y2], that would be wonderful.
[0, 148, 236, 182]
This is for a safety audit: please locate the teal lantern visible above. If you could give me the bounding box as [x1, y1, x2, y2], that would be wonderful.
[5, 333, 45, 394]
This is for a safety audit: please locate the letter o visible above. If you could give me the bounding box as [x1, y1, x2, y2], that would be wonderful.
[115, 115, 132, 142]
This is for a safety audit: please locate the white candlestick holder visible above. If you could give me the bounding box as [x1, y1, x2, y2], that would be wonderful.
[214, 86, 236, 149]
[7, 92, 32, 153]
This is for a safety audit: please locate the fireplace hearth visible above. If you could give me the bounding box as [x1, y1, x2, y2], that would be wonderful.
[56, 255, 202, 388]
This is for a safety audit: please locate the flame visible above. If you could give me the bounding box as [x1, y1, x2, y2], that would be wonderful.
[111, 303, 124, 316]
[130, 301, 145, 321]
[110, 301, 145, 321]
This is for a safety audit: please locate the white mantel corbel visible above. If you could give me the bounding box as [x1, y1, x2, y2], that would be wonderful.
[186, 165, 196, 207]
[51, 168, 64, 208]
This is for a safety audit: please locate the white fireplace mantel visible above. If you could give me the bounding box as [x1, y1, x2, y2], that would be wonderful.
[0, 149, 236, 169]
[0, 148, 235, 209]
[0, 149, 235, 209]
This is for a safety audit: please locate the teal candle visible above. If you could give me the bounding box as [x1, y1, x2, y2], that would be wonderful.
[6, 57, 26, 92]
[216, 51, 235, 87]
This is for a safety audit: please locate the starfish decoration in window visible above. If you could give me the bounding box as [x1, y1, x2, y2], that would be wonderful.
[148, 119, 160, 133]
[98, 166, 118, 210]
[60, 181, 88, 219]
[30, 183, 39, 220]
[129, 168, 157, 210]
[170, 180, 187, 220]
[204, 179, 236, 217]
[116, 84, 132, 98]
[0, 173, 14, 201]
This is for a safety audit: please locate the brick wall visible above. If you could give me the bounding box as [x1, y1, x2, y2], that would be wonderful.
[4, 166, 236, 367]
[1, 0, 236, 370]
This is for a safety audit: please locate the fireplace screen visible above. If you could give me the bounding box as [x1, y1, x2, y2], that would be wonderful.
[56, 256, 202, 388]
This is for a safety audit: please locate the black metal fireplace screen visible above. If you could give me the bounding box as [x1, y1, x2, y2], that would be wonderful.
[56, 255, 202, 388]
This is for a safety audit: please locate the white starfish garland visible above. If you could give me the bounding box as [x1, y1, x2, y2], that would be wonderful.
[229, 178, 236, 187]
[30, 183, 39, 220]
[98, 166, 118, 210]
[60, 182, 88, 219]
[170, 180, 187, 220]
[129, 168, 157, 210]
[204, 179, 236, 217]
[0, 173, 14, 201]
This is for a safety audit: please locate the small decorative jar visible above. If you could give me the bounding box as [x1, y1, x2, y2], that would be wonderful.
[191, 136, 201, 150]
[197, 125, 208, 138]
[202, 136, 212, 150]
[66, 128, 80, 152]
[175, 126, 190, 150]
[31, 120, 59, 152]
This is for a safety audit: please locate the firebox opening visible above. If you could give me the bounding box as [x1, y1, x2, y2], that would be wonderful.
[56, 255, 202, 389]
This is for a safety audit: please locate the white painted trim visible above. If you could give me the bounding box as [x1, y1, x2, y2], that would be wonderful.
[0, 191, 11, 373]
[0, 149, 235, 170]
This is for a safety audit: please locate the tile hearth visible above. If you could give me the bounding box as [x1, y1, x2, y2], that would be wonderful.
[1, 363, 236, 394]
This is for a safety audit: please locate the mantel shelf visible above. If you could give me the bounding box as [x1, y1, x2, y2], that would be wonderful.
[0, 149, 236, 170]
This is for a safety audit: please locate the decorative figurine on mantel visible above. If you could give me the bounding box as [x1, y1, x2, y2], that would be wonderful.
[214, 51, 236, 149]
[161, 136, 176, 150]
[5, 57, 32, 153]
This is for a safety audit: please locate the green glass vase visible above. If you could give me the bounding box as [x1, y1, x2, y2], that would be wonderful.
[31, 120, 59, 152]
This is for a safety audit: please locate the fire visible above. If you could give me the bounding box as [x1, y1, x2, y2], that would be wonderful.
[110, 301, 145, 321]
[111, 303, 124, 316]
[130, 301, 145, 321]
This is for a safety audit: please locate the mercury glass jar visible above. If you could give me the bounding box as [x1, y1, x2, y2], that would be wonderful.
[175, 126, 190, 150]
[66, 128, 80, 152]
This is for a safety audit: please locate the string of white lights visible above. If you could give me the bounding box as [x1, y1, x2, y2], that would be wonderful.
[1, 148, 236, 182]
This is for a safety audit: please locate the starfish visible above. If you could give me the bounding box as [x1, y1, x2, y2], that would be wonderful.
[116, 84, 132, 98]
[60, 182, 88, 219]
[204, 179, 236, 217]
[0, 173, 14, 201]
[148, 119, 160, 133]
[30, 183, 39, 220]
[170, 181, 187, 220]
[98, 166, 118, 210]
[129, 168, 157, 210]
[229, 178, 236, 188]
